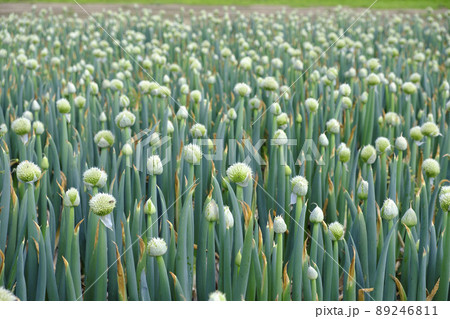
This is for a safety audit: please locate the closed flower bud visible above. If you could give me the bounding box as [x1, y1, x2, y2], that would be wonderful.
[64, 187, 80, 207]
[190, 123, 207, 138]
[401, 208, 417, 227]
[381, 199, 398, 220]
[205, 199, 219, 222]
[94, 130, 115, 148]
[319, 133, 329, 147]
[422, 158, 440, 178]
[385, 112, 401, 126]
[41, 156, 49, 170]
[0, 124, 7, 137]
[227, 108, 237, 120]
[144, 198, 156, 215]
[273, 216, 287, 233]
[31, 100, 41, 111]
[225, 206, 234, 228]
[16, 160, 41, 183]
[395, 136, 408, 151]
[307, 266, 318, 280]
[119, 95, 130, 108]
[305, 98, 319, 113]
[421, 121, 440, 137]
[357, 179, 369, 200]
[122, 143, 133, 156]
[89, 193, 116, 216]
[226, 162, 252, 187]
[11, 117, 31, 136]
[115, 110, 136, 129]
[83, 167, 107, 188]
[375, 137, 391, 153]
[56, 98, 71, 114]
[190, 90, 202, 104]
[183, 143, 203, 165]
[440, 187, 450, 212]
[361, 145, 376, 164]
[310, 206, 324, 223]
[276, 113, 289, 128]
[338, 144, 351, 163]
[147, 155, 163, 175]
[110, 79, 124, 91]
[285, 165, 292, 176]
[270, 103, 282, 116]
[99, 112, 107, 122]
[249, 96, 260, 109]
[147, 237, 167, 257]
[209, 291, 226, 301]
[33, 121, 45, 135]
[326, 119, 340, 134]
[329, 222, 344, 241]
[177, 106, 189, 120]
[291, 175, 308, 196]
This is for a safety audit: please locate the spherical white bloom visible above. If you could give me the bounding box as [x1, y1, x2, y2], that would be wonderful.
[115, 110, 136, 129]
[395, 136, 408, 151]
[329, 222, 344, 241]
[183, 143, 203, 165]
[64, 187, 80, 207]
[190, 123, 207, 138]
[339, 83, 351, 97]
[305, 98, 319, 113]
[226, 162, 252, 187]
[326, 119, 340, 134]
[16, 160, 41, 183]
[147, 155, 163, 175]
[273, 129, 288, 146]
[422, 158, 440, 178]
[147, 238, 168, 257]
[291, 175, 308, 196]
[89, 193, 116, 216]
[233, 83, 252, 97]
[83, 167, 107, 188]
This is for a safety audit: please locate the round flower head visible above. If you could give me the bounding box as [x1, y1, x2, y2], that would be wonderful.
[149, 133, 161, 147]
[273, 216, 287, 234]
[440, 189, 450, 213]
[307, 266, 318, 280]
[56, 98, 71, 114]
[11, 117, 31, 136]
[261, 76, 279, 91]
[0, 123, 7, 137]
[338, 144, 351, 163]
[401, 208, 417, 227]
[115, 110, 136, 129]
[273, 129, 288, 146]
[410, 126, 423, 141]
[16, 160, 41, 183]
[328, 222, 344, 241]
[339, 83, 351, 97]
[381, 199, 398, 220]
[33, 121, 45, 135]
[357, 179, 369, 200]
[310, 206, 324, 223]
[94, 130, 115, 148]
[110, 79, 124, 91]
[318, 133, 329, 147]
[234, 83, 252, 97]
[305, 98, 319, 113]
[291, 175, 308, 197]
[402, 82, 417, 95]
[144, 198, 156, 215]
[83, 167, 107, 188]
[375, 137, 391, 154]
[74, 95, 86, 108]
[226, 162, 252, 187]
[147, 237, 167, 257]
[395, 136, 408, 151]
[205, 199, 219, 222]
[361, 145, 377, 164]
[249, 96, 260, 110]
[341, 97, 353, 109]
[190, 90, 202, 104]
[0, 287, 18, 301]
[183, 143, 202, 165]
[421, 121, 440, 137]
[89, 193, 116, 216]
[227, 108, 237, 120]
[385, 112, 401, 126]
[64, 187, 80, 207]
[190, 123, 207, 138]
[367, 73, 381, 86]
[147, 155, 163, 175]
[422, 158, 440, 178]
[209, 290, 226, 301]
[224, 206, 234, 228]
[326, 119, 340, 134]
[276, 113, 289, 128]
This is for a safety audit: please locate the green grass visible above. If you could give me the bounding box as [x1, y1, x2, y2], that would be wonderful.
[0, 0, 449, 9]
